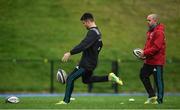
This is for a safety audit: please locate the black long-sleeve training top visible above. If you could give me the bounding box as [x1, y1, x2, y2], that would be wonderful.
[70, 27, 103, 70]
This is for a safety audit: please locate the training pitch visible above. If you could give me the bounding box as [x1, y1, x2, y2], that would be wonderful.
[0, 95, 180, 109]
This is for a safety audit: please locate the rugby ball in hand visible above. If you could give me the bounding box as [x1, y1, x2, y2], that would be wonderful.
[133, 48, 146, 60]
[57, 69, 67, 84]
[5, 96, 20, 103]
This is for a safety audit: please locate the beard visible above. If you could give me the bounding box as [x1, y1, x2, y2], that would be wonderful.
[148, 24, 157, 31]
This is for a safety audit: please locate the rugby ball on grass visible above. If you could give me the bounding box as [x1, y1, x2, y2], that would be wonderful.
[57, 69, 67, 84]
[133, 48, 146, 60]
[5, 96, 20, 103]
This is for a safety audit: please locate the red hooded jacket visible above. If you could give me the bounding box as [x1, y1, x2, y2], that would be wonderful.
[143, 23, 166, 65]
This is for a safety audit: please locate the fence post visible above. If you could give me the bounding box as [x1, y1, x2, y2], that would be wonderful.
[112, 60, 119, 93]
[50, 60, 54, 93]
[88, 83, 93, 93]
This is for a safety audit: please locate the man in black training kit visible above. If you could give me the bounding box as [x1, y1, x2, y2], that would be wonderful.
[56, 12, 123, 104]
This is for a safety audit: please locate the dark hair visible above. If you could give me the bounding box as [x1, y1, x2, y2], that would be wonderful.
[80, 12, 94, 21]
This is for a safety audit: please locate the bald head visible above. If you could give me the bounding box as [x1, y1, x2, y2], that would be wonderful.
[147, 14, 159, 22]
[146, 14, 159, 27]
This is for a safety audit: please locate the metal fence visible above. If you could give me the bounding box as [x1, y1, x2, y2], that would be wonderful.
[0, 58, 179, 93]
[0, 59, 119, 93]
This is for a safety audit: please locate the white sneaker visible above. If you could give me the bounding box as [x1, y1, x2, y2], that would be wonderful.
[55, 101, 67, 105]
[144, 96, 158, 104]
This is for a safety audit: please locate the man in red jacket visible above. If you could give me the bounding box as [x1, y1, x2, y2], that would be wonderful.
[138, 14, 166, 104]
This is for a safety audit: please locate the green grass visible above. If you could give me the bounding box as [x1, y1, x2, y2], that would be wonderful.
[0, 0, 179, 59]
[0, 96, 180, 109]
[0, 60, 179, 93]
[0, 0, 180, 93]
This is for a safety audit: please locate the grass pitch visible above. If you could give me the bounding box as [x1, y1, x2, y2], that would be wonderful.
[0, 0, 180, 93]
[0, 96, 180, 109]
